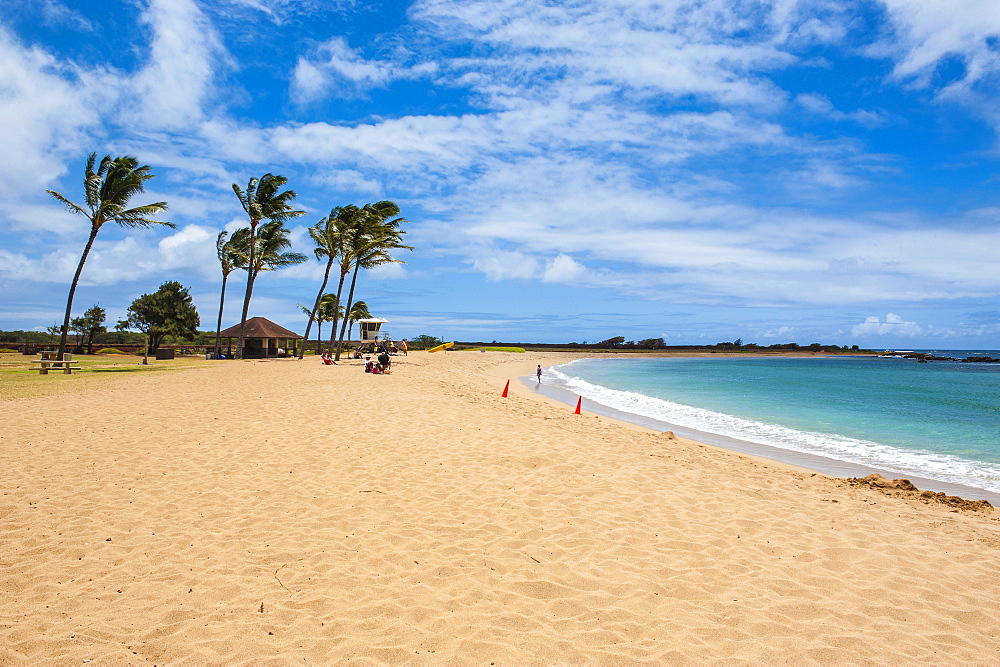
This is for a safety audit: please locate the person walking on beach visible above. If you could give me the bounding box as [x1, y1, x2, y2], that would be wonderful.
[536, 365, 543, 383]
[400, 339, 408, 356]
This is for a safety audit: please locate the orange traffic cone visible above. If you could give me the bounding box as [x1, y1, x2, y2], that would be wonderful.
[574, 396, 582, 415]
[502, 379, 509, 397]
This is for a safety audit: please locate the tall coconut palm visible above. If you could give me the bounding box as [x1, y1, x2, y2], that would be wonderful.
[346, 300, 371, 343]
[298, 207, 350, 358]
[47, 153, 170, 359]
[334, 202, 411, 360]
[321, 205, 369, 358]
[212, 231, 247, 356]
[231, 173, 305, 358]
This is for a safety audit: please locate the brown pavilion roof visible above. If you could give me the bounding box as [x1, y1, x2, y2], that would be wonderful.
[218, 317, 302, 339]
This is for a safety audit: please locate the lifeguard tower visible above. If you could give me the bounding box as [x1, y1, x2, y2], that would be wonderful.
[356, 317, 389, 342]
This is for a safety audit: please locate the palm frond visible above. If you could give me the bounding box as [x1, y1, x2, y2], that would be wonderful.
[46, 190, 88, 217]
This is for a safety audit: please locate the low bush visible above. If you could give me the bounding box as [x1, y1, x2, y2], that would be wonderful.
[0, 348, 17, 353]
[465, 347, 526, 353]
[95, 348, 127, 355]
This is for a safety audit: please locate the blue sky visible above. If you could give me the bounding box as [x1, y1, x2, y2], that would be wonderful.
[0, 0, 998, 348]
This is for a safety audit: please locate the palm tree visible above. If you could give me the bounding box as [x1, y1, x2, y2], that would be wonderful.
[334, 201, 411, 360]
[298, 294, 340, 354]
[317, 294, 342, 354]
[298, 207, 349, 359]
[47, 153, 170, 359]
[320, 205, 368, 359]
[232, 221, 308, 278]
[212, 231, 247, 356]
[231, 174, 305, 358]
[346, 300, 371, 343]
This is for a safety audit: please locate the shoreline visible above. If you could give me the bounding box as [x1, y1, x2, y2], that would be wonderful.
[3, 350, 1000, 662]
[517, 366, 1000, 506]
[520, 376, 1000, 507]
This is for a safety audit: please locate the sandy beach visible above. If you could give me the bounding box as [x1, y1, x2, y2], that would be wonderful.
[2, 350, 999, 663]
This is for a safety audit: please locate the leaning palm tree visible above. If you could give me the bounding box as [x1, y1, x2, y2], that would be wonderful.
[231, 174, 305, 358]
[334, 202, 411, 360]
[298, 207, 350, 358]
[212, 231, 248, 356]
[321, 205, 370, 358]
[346, 300, 371, 343]
[47, 153, 170, 359]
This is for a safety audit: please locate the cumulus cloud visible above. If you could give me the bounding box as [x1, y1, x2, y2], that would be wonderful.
[851, 313, 923, 337]
[542, 254, 587, 284]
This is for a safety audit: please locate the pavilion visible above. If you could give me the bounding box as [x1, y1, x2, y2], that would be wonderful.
[216, 317, 302, 358]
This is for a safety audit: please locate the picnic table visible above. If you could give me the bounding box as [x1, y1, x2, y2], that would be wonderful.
[30, 358, 81, 375]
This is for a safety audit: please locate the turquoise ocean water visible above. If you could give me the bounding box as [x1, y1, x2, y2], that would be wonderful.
[542, 352, 1000, 498]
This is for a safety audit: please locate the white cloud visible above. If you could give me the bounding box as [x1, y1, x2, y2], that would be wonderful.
[878, 0, 1000, 89]
[851, 313, 923, 337]
[290, 37, 427, 103]
[130, 0, 228, 130]
[40, 0, 94, 31]
[796, 93, 887, 126]
[412, 0, 800, 107]
[542, 254, 587, 284]
[0, 27, 110, 202]
[366, 262, 408, 281]
[472, 250, 540, 281]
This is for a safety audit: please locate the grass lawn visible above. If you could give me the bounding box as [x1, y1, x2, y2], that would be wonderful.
[0, 353, 215, 401]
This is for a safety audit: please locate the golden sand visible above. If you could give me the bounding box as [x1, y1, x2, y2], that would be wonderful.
[2, 351, 999, 662]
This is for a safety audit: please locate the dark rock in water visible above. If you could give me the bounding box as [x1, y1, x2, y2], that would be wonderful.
[885, 352, 999, 363]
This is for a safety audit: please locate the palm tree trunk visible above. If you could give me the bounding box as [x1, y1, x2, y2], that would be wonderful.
[213, 273, 229, 356]
[316, 321, 322, 354]
[235, 221, 259, 359]
[328, 270, 348, 356]
[300, 258, 334, 359]
[236, 268, 256, 359]
[335, 262, 363, 361]
[58, 225, 99, 361]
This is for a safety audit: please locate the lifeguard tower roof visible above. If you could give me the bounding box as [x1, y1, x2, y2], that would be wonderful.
[356, 317, 389, 342]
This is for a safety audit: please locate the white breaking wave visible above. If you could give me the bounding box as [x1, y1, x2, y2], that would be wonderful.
[546, 363, 1000, 494]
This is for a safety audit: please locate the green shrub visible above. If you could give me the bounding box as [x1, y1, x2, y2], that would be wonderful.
[465, 347, 526, 353]
[95, 348, 127, 355]
[0, 348, 17, 353]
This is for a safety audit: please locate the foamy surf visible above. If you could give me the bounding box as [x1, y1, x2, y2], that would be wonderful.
[546, 361, 1000, 495]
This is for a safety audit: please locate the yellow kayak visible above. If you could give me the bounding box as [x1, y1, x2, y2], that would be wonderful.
[427, 342, 455, 353]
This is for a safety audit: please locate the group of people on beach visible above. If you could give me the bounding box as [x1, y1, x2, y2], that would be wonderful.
[364, 351, 392, 374]
[352, 338, 407, 357]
